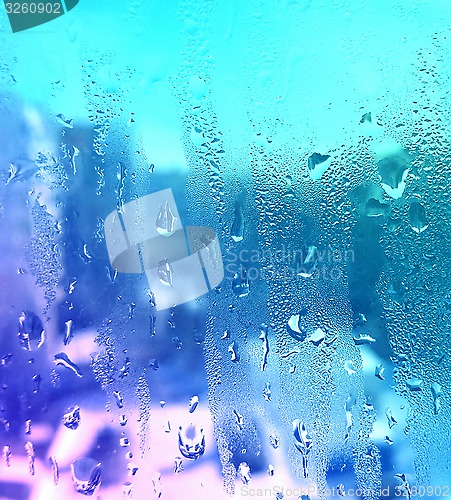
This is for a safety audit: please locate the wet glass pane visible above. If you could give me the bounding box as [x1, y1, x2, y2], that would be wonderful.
[0, 1, 450, 499]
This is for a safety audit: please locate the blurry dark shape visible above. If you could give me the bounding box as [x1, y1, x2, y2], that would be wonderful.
[18, 310, 45, 351]
[71, 458, 102, 496]
[63, 406, 81, 430]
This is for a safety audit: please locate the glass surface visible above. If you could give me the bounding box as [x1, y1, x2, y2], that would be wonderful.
[0, 1, 450, 499]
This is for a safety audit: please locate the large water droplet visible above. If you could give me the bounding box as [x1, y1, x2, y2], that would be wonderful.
[70, 458, 102, 495]
[156, 202, 177, 237]
[178, 423, 205, 459]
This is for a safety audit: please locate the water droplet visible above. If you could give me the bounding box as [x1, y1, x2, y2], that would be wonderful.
[123, 482, 133, 498]
[228, 341, 239, 362]
[344, 360, 356, 375]
[25, 419, 32, 435]
[18, 311, 45, 351]
[270, 434, 279, 449]
[127, 463, 139, 476]
[119, 415, 128, 426]
[32, 374, 42, 393]
[174, 456, 184, 473]
[25, 441, 35, 475]
[71, 458, 102, 495]
[353, 333, 376, 345]
[237, 462, 251, 484]
[178, 423, 205, 459]
[337, 484, 346, 497]
[263, 382, 271, 402]
[63, 406, 81, 430]
[49, 455, 59, 484]
[307, 328, 325, 346]
[158, 259, 174, 287]
[259, 323, 269, 371]
[64, 320, 74, 345]
[3, 445, 11, 467]
[233, 410, 244, 430]
[188, 396, 199, 413]
[431, 382, 442, 414]
[377, 154, 409, 199]
[384, 436, 394, 445]
[150, 472, 162, 499]
[113, 391, 124, 409]
[375, 364, 385, 380]
[232, 269, 250, 297]
[293, 420, 313, 478]
[287, 311, 307, 341]
[56, 113, 73, 128]
[385, 407, 398, 429]
[308, 153, 331, 180]
[53, 352, 83, 377]
[156, 202, 177, 237]
[409, 202, 428, 233]
[406, 377, 423, 391]
[120, 438, 130, 447]
[267, 464, 275, 476]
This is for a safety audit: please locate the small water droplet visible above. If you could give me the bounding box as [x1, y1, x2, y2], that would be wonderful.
[237, 462, 251, 484]
[188, 396, 199, 413]
[63, 406, 81, 430]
